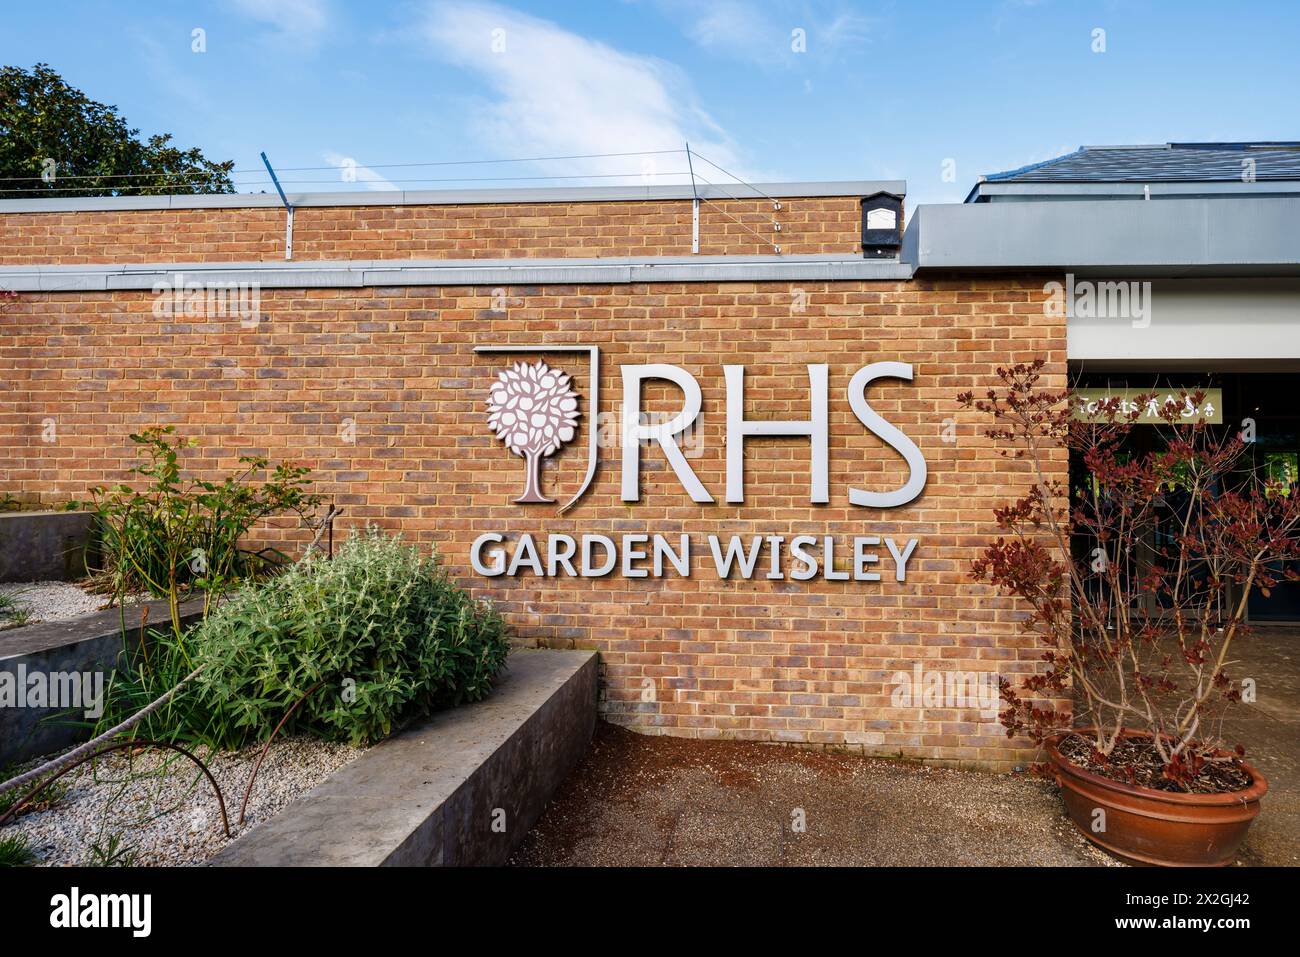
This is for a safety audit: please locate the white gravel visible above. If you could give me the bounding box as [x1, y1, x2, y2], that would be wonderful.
[4, 737, 363, 866]
[0, 580, 148, 627]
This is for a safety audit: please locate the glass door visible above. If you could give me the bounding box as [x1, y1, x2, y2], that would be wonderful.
[1248, 450, 1300, 620]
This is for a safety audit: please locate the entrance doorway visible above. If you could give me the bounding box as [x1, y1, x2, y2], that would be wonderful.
[1071, 371, 1300, 623]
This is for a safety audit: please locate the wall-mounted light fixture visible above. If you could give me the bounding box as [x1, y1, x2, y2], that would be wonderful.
[861, 191, 903, 259]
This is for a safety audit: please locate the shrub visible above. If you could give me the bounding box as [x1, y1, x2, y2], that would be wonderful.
[87, 426, 322, 622]
[190, 529, 509, 748]
[962, 362, 1300, 790]
[93, 623, 242, 749]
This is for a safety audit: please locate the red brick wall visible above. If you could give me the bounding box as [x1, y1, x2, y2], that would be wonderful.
[0, 278, 1065, 768]
[0, 196, 860, 265]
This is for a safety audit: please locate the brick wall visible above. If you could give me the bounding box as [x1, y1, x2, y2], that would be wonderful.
[0, 277, 1065, 768]
[0, 195, 861, 265]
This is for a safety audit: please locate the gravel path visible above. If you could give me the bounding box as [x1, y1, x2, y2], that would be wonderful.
[0, 581, 108, 625]
[0, 580, 157, 628]
[511, 722, 1122, 867]
[5, 737, 363, 866]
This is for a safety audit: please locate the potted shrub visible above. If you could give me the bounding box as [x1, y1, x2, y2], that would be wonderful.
[960, 362, 1300, 866]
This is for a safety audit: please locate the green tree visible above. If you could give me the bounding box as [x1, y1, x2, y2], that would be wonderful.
[0, 63, 234, 197]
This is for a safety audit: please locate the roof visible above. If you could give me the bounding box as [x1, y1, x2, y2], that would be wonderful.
[966, 142, 1300, 202]
[986, 143, 1300, 183]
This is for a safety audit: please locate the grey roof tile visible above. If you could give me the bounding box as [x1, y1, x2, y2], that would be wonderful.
[985, 143, 1300, 183]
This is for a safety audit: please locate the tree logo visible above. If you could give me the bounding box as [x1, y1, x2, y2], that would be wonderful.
[486, 359, 581, 503]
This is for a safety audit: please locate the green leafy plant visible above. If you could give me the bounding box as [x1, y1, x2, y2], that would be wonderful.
[0, 492, 81, 512]
[0, 834, 37, 867]
[86, 831, 137, 867]
[190, 529, 510, 748]
[87, 426, 322, 626]
[0, 763, 67, 818]
[92, 624, 241, 748]
[0, 590, 17, 617]
[0, 590, 33, 629]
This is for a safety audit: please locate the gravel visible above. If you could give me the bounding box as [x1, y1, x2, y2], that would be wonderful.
[1, 583, 363, 865]
[510, 722, 1123, 867]
[0, 580, 156, 628]
[0, 580, 167, 635]
[0, 581, 108, 625]
[4, 737, 363, 866]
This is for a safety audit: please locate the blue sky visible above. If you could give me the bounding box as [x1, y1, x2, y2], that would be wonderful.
[3, 0, 1298, 209]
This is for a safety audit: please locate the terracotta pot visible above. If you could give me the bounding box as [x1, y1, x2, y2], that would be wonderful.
[1047, 730, 1267, 867]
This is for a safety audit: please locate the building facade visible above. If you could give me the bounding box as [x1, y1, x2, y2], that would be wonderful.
[2, 144, 1297, 767]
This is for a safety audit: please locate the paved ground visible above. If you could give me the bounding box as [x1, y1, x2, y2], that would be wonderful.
[1224, 625, 1300, 866]
[511, 627, 1299, 867]
[510, 721, 1119, 866]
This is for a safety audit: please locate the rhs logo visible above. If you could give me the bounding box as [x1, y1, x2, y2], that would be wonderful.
[476, 344, 927, 512]
[472, 344, 929, 584]
[485, 360, 580, 504]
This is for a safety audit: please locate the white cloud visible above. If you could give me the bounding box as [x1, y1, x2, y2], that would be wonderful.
[229, 0, 332, 41]
[818, 11, 875, 53]
[653, 1, 874, 68]
[417, 1, 750, 186]
[684, 0, 778, 61]
[324, 152, 399, 191]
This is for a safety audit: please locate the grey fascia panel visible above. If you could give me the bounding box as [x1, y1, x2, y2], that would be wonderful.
[101, 269, 364, 290]
[0, 255, 912, 292]
[905, 197, 1300, 272]
[0, 180, 905, 214]
[8, 271, 110, 293]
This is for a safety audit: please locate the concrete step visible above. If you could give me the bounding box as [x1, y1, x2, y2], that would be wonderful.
[210, 648, 598, 866]
[0, 598, 206, 765]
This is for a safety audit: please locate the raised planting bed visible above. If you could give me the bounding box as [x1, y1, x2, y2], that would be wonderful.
[5, 737, 363, 866]
[0, 598, 204, 765]
[0, 511, 97, 583]
[210, 648, 598, 867]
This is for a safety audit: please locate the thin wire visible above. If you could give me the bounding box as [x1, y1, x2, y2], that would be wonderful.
[0, 148, 688, 183]
[0, 183, 270, 195]
[693, 169, 781, 221]
[0, 174, 693, 197]
[0, 169, 249, 184]
[691, 168, 780, 218]
[0, 167, 697, 195]
[697, 196, 780, 252]
[267, 148, 686, 173]
[687, 159, 788, 252]
[263, 170, 693, 186]
[687, 148, 783, 207]
[692, 174, 781, 253]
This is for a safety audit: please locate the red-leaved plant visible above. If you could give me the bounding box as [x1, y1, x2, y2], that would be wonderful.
[960, 360, 1300, 791]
